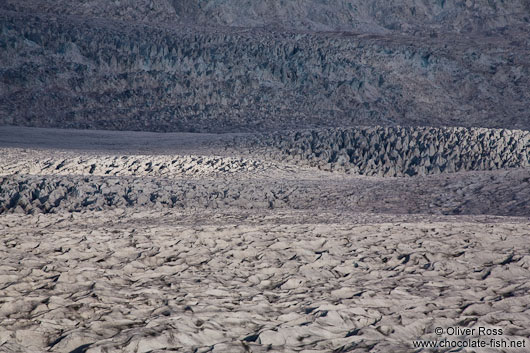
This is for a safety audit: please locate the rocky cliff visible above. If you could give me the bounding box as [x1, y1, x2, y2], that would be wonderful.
[234, 126, 530, 176]
[1, 1, 529, 132]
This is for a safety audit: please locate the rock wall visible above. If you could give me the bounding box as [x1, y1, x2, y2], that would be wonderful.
[235, 127, 530, 176]
[1, 8, 530, 132]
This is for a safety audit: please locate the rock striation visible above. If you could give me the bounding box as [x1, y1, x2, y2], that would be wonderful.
[234, 126, 530, 176]
[0, 154, 267, 179]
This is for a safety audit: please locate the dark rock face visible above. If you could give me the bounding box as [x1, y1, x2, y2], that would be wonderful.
[1, 0, 179, 24]
[170, 0, 530, 35]
[1, 2, 529, 132]
[235, 126, 530, 176]
[5, 0, 530, 34]
[2, 168, 530, 216]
